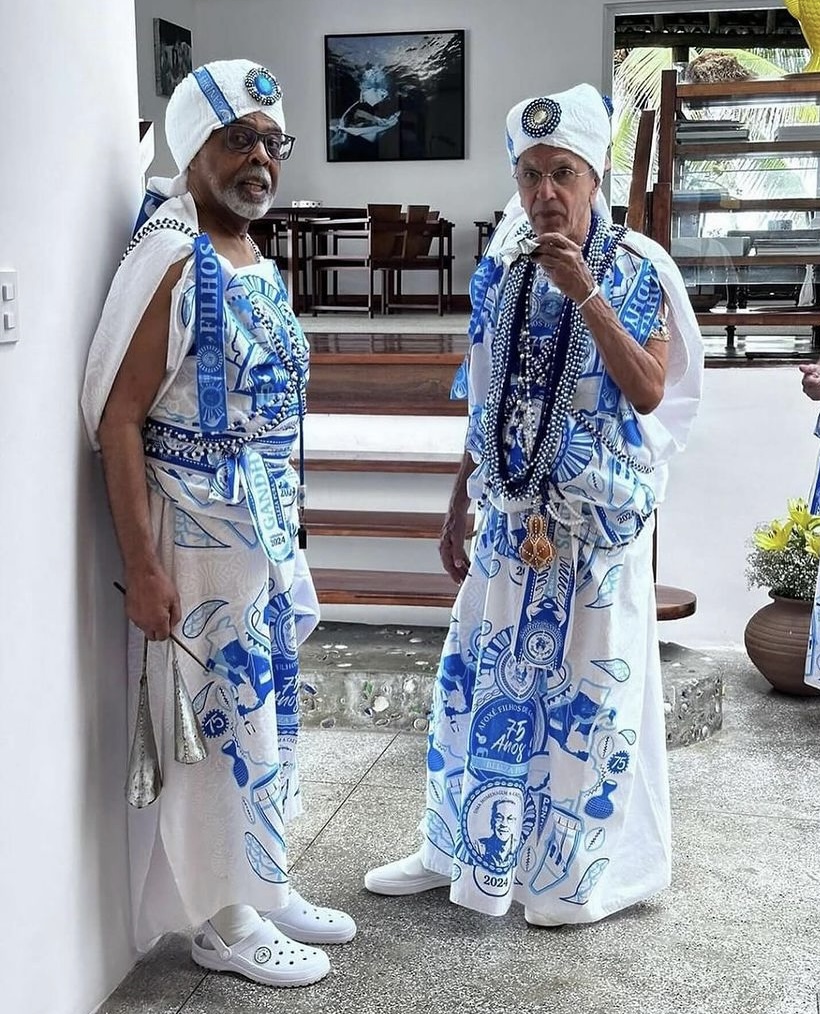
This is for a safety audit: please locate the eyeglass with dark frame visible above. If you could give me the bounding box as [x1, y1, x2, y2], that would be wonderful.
[514, 166, 593, 189]
[223, 123, 296, 160]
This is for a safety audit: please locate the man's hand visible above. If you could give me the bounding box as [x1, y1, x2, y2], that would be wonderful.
[439, 504, 470, 584]
[125, 566, 181, 641]
[531, 232, 596, 303]
[800, 363, 820, 401]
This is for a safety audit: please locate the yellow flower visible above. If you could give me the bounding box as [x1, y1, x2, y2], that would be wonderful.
[753, 519, 794, 551]
[787, 498, 820, 531]
[806, 532, 820, 558]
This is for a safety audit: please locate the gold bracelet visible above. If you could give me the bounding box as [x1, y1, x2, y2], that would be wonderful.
[647, 319, 671, 343]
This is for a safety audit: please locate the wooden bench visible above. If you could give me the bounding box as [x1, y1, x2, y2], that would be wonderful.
[303, 330, 696, 621]
[312, 568, 459, 607]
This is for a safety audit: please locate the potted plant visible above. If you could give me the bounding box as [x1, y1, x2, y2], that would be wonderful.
[744, 498, 820, 695]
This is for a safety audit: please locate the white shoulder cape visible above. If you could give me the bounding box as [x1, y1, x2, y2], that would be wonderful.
[81, 179, 200, 450]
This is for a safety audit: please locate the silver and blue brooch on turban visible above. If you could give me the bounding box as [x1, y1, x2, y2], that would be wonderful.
[245, 66, 281, 105]
[521, 97, 561, 138]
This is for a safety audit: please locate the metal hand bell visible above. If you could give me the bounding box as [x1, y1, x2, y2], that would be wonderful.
[125, 638, 163, 808]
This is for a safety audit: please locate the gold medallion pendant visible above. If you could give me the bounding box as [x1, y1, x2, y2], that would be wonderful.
[519, 514, 555, 571]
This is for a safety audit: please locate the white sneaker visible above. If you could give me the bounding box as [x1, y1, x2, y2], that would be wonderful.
[364, 851, 451, 895]
[264, 889, 357, 944]
[524, 907, 565, 928]
[191, 917, 330, 987]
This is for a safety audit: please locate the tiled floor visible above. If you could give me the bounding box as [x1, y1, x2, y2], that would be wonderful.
[100, 657, 820, 1014]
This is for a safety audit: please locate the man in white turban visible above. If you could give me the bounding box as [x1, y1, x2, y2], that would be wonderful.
[82, 60, 354, 988]
[365, 83, 703, 927]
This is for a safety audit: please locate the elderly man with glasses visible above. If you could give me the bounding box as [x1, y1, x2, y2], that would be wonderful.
[82, 60, 353, 988]
[366, 83, 703, 929]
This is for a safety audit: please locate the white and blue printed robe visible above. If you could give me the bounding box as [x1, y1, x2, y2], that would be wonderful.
[420, 216, 702, 923]
[83, 186, 318, 949]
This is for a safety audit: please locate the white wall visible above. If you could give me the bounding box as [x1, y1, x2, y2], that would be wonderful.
[660, 366, 818, 647]
[184, 0, 617, 293]
[305, 366, 819, 648]
[0, 3, 140, 1013]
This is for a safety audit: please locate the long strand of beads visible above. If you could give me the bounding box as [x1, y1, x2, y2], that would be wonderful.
[121, 218, 200, 262]
[570, 410, 653, 475]
[483, 215, 626, 508]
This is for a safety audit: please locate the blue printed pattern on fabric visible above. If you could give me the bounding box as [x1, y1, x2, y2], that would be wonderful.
[421, 230, 669, 922]
[138, 254, 310, 901]
[143, 258, 308, 566]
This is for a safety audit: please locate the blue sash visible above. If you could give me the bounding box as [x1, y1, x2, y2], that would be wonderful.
[194, 235, 228, 432]
[240, 447, 292, 563]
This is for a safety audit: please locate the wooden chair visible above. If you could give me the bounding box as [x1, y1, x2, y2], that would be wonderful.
[474, 210, 504, 263]
[382, 206, 453, 315]
[310, 204, 403, 317]
[249, 216, 287, 267]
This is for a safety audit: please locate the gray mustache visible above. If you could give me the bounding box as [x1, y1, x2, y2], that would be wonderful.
[238, 173, 271, 188]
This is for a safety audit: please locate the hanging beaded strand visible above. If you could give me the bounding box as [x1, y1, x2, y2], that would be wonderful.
[484, 215, 626, 505]
[482, 215, 627, 569]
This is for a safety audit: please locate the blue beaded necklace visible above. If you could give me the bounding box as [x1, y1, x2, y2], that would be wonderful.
[482, 214, 625, 566]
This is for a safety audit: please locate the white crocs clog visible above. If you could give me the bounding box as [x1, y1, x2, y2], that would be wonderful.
[364, 851, 451, 895]
[191, 917, 330, 987]
[265, 889, 357, 944]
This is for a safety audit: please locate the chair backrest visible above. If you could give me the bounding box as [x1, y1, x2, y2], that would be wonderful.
[367, 203, 404, 258]
[400, 205, 435, 259]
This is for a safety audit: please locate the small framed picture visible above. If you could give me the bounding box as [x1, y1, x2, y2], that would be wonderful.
[153, 18, 193, 98]
[324, 30, 466, 162]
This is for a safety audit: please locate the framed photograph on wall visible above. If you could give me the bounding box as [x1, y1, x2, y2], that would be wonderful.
[153, 18, 193, 98]
[324, 30, 465, 162]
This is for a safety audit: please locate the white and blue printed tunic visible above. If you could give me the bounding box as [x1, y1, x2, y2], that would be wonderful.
[83, 187, 319, 949]
[419, 216, 700, 923]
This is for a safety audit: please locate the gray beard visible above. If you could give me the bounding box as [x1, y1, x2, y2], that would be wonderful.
[204, 165, 274, 220]
[220, 183, 273, 220]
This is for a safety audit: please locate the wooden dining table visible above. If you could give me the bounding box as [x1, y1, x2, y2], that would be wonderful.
[261, 206, 366, 311]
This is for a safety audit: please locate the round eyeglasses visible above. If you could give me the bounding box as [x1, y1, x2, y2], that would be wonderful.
[514, 166, 593, 190]
[224, 123, 296, 160]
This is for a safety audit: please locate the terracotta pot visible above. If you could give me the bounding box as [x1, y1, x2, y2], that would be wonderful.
[744, 593, 820, 696]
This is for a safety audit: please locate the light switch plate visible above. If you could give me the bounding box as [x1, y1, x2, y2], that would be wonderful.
[0, 270, 19, 343]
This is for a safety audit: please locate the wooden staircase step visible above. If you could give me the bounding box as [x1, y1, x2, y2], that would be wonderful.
[307, 334, 469, 415]
[313, 567, 695, 620]
[655, 585, 697, 622]
[306, 509, 463, 539]
[304, 450, 462, 474]
[313, 568, 459, 606]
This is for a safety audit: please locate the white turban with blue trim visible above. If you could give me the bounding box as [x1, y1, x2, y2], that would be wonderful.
[166, 59, 286, 173]
[505, 83, 612, 180]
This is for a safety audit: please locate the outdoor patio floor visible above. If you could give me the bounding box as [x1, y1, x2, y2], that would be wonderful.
[99, 651, 820, 1014]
